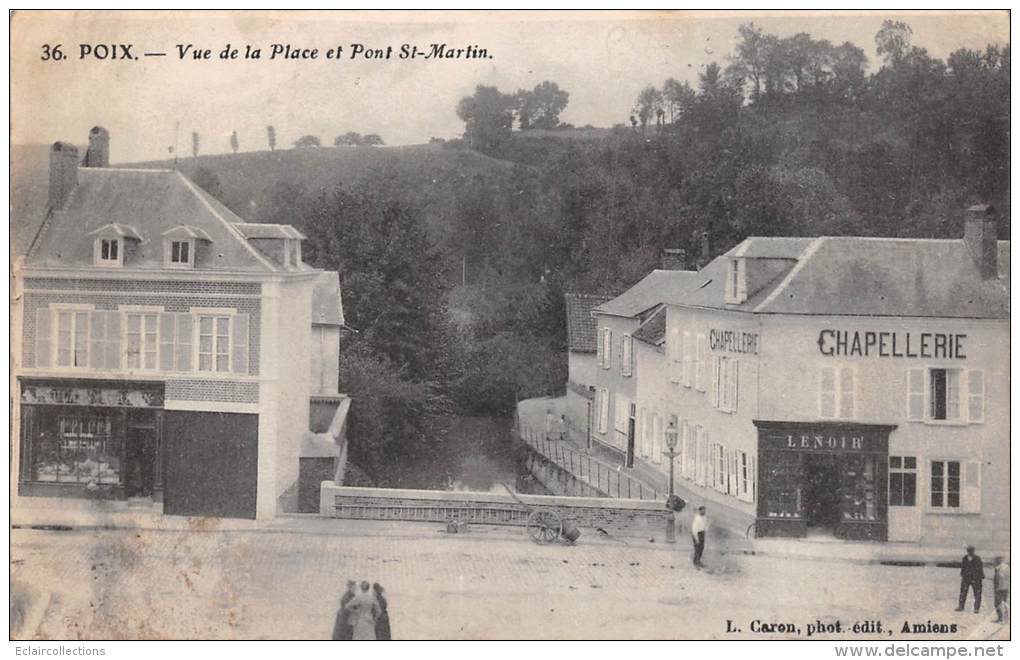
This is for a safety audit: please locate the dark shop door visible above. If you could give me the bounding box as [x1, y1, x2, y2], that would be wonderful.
[163, 411, 259, 520]
[124, 425, 156, 498]
[803, 454, 841, 531]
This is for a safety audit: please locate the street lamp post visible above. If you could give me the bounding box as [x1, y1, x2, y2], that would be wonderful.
[664, 421, 679, 544]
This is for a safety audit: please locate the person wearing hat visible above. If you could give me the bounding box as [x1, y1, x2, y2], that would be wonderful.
[993, 556, 1010, 623]
[691, 505, 708, 568]
[957, 545, 985, 613]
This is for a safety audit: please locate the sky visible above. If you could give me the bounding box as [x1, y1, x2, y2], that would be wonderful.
[11, 10, 1010, 163]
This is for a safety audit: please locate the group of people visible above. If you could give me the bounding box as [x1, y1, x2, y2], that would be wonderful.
[958, 546, 1010, 623]
[332, 580, 392, 640]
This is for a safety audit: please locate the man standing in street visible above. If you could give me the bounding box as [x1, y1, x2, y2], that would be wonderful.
[993, 556, 1010, 623]
[957, 545, 985, 613]
[691, 505, 707, 568]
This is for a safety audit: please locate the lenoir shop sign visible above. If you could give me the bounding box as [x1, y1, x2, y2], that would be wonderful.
[817, 329, 967, 360]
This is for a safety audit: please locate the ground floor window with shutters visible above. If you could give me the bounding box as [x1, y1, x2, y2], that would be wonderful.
[596, 388, 610, 434]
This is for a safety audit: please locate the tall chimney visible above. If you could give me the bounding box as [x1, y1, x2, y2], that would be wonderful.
[661, 248, 687, 270]
[48, 141, 79, 210]
[698, 230, 711, 268]
[83, 126, 110, 167]
[963, 204, 998, 280]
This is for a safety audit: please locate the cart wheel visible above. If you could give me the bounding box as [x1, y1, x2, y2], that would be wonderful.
[527, 510, 563, 544]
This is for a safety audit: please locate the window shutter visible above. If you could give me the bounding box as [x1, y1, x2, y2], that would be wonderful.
[838, 367, 854, 418]
[695, 334, 706, 391]
[946, 370, 961, 421]
[820, 367, 836, 418]
[89, 311, 106, 368]
[967, 370, 985, 424]
[730, 360, 739, 412]
[710, 356, 720, 408]
[605, 330, 612, 370]
[159, 313, 176, 371]
[680, 332, 689, 387]
[621, 334, 632, 377]
[35, 308, 52, 367]
[595, 387, 603, 434]
[907, 368, 925, 421]
[105, 311, 121, 369]
[750, 454, 756, 502]
[669, 328, 680, 383]
[232, 314, 250, 374]
[962, 461, 981, 513]
[175, 313, 193, 371]
[596, 326, 603, 364]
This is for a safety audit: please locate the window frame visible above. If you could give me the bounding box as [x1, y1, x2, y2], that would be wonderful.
[888, 455, 917, 507]
[93, 237, 123, 267]
[819, 365, 856, 420]
[121, 306, 162, 372]
[51, 304, 93, 369]
[165, 238, 196, 269]
[909, 367, 976, 426]
[929, 459, 962, 510]
[192, 308, 238, 374]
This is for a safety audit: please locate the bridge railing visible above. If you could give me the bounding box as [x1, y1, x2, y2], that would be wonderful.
[517, 423, 658, 502]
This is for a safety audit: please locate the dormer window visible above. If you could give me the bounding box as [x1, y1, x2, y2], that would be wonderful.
[725, 258, 747, 304]
[162, 225, 212, 269]
[170, 240, 192, 266]
[89, 223, 141, 267]
[99, 238, 120, 263]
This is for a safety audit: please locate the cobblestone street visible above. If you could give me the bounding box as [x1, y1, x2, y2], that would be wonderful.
[11, 520, 1008, 640]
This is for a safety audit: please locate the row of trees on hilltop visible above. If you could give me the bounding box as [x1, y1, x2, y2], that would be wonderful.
[185, 125, 385, 155]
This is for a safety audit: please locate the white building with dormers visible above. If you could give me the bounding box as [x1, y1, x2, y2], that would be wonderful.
[596, 213, 1008, 549]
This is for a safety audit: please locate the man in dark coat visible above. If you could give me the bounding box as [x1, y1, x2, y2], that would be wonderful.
[331, 580, 357, 640]
[957, 545, 985, 613]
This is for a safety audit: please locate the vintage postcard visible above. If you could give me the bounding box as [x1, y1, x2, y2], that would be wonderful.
[8, 9, 1012, 645]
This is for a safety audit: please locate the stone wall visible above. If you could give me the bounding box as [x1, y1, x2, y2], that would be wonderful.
[319, 483, 674, 540]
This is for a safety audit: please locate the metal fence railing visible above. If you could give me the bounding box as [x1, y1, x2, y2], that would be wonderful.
[517, 422, 659, 502]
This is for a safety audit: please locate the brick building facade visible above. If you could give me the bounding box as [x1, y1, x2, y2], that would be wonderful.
[12, 128, 347, 520]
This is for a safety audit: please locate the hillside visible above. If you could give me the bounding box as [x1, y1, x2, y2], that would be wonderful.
[128, 144, 531, 243]
[10, 142, 536, 256]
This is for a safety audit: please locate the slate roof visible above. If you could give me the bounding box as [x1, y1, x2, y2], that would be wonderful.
[754, 237, 1010, 319]
[25, 168, 281, 272]
[633, 305, 666, 349]
[564, 293, 611, 353]
[312, 271, 345, 326]
[593, 269, 700, 319]
[673, 236, 1010, 320]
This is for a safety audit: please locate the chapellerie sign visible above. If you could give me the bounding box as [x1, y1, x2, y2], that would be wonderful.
[817, 329, 966, 360]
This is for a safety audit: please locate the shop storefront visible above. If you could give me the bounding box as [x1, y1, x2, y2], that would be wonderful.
[753, 421, 894, 541]
[18, 379, 165, 501]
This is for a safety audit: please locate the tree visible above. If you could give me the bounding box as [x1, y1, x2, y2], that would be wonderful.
[515, 81, 570, 130]
[662, 77, 696, 123]
[230, 130, 239, 154]
[293, 134, 321, 148]
[191, 132, 199, 158]
[362, 134, 384, 146]
[456, 85, 516, 156]
[335, 132, 362, 147]
[875, 20, 913, 66]
[303, 185, 452, 381]
[729, 22, 769, 102]
[632, 85, 663, 131]
[267, 125, 277, 151]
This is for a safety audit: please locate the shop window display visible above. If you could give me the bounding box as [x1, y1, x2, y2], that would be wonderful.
[842, 455, 878, 521]
[30, 413, 121, 485]
[762, 451, 802, 519]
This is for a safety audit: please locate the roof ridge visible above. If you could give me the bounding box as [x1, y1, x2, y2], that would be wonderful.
[175, 171, 278, 272]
